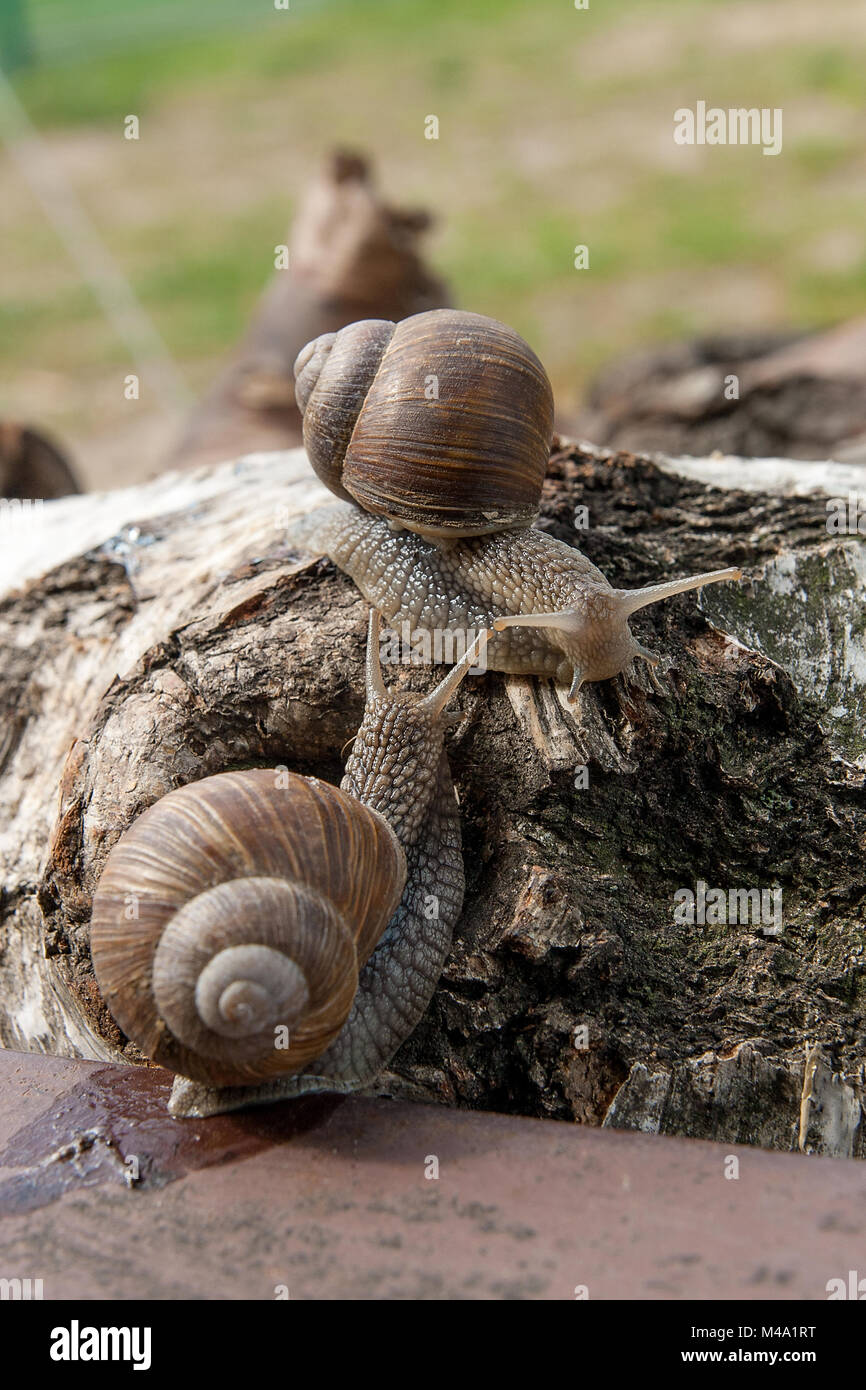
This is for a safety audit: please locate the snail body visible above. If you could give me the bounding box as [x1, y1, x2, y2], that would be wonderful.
[293, 308, 741, 697]
[90, 613, 488, 1111]
[298, 502, 739, 696]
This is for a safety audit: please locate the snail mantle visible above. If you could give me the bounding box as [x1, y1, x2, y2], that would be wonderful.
[0, 442, 863, 1150]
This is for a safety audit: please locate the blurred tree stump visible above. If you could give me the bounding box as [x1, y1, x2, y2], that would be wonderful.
[576, 317, 866, 462]
[0, 442, 864, 1155]
[0, 422, 79, 500]
[168, 151, 449, 470]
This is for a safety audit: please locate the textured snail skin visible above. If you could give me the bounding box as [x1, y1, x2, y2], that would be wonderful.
[276, 706, 463, 1096]
[296, 501, 741, 697]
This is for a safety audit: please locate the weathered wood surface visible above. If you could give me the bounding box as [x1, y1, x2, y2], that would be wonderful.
[0, 441, 864, 1156]
[2, 1049, 865, 1302]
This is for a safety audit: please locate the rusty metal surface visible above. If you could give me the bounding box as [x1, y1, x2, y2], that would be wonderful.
[0, 1047, 863, 1300]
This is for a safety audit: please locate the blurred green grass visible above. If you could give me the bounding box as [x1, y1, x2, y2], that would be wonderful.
[2, 0, 865, 473]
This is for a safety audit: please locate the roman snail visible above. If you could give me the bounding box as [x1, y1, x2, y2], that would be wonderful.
[90, 611, 490, 1116]
[292, 308, 742, 697]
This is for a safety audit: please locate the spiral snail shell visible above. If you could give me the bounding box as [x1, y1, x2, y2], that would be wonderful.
[294, 309, 554, 538]
[292, 309, 742, 697]
[90, 613, 490, 1104]
[91, 771, 405, 1085]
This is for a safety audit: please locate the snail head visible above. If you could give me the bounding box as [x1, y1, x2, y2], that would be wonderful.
[493, 567, 742, 697]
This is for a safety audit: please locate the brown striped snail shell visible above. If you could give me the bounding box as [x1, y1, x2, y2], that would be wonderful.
[90, 768, 405, 1086]
[293, 308, 555, 538]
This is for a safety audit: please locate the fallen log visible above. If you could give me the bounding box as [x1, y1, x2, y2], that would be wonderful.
[0, 441, 863, 1153]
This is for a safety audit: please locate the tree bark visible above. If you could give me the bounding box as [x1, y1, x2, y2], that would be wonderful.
[1, 442, 864, 1155]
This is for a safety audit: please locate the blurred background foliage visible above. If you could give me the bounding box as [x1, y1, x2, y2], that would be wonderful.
[1, 0, 864, 485]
